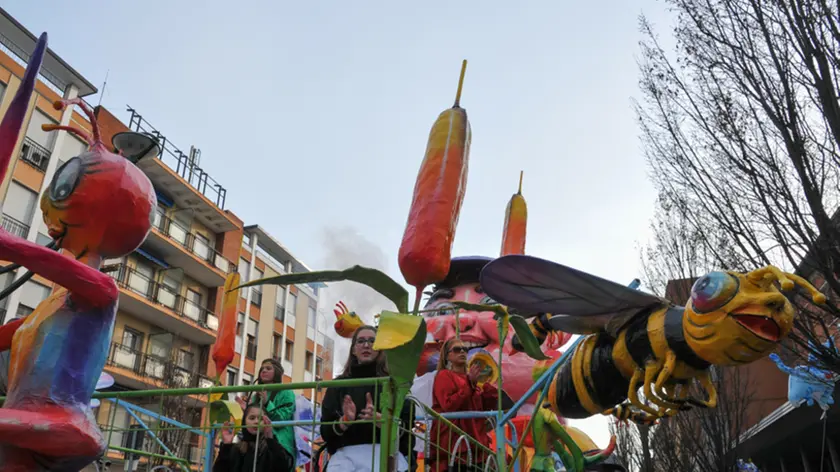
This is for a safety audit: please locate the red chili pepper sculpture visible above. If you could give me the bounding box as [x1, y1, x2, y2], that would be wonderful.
[0, 33, 157, 470]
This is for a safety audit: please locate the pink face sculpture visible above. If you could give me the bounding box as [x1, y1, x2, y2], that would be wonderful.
[418, 257, 572, 407]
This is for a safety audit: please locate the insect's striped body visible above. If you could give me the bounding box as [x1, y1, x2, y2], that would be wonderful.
[550, 306, 711, 418]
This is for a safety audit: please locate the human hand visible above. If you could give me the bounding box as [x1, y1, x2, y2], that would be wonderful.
[261, 414, 273, 437]
[235, 395, 247, 410]
[340, 394, 356, 430]
[220, 422, 236, 444]
[468, 363, 482, 385]
[358, 393, 382, 426]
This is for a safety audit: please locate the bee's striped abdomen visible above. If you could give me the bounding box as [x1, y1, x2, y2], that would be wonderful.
[551, 333, 630, 419]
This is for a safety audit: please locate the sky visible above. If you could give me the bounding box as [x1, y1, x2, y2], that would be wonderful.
[5, 0, 675, 450]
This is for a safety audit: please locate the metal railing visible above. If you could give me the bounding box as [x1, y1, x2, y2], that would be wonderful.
[19, 136, 50, 172]
[0, 214, 29, 238]
[107, 342, 214, 389]
[0, 30, 67, 96]
[127, 107, 228, 210]
[153, 212, 232, 274]
[111, 264, 219, 331]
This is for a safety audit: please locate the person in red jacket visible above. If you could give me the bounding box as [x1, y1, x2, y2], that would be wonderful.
[429, 338, 499, 472]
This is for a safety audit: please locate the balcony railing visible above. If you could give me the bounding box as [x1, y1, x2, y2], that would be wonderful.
[153, 211, 233, 273]
[19, 137, 50, 172]
[1, 214, 29, 238]
[112, 264, 219, 331]
[127, 106, 228, 209]
[107, 342, 213, 388]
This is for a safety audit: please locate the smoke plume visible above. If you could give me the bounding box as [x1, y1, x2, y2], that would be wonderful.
[317, 226, 397, 372]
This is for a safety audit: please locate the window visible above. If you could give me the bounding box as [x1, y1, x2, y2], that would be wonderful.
[0, 82, 6, 103]
[26, 110, 56, 148]
[122, 327, 143, 351]
[305, 351, 314, 372]
[246, 321, 258, 360]
[242, 373, 253, 386]
[285, 340, 294, 362]
[273, 334, 282, 360]
[242, 232, 252, 249]
[176, 349, 194, 371]
[239, 258, 250, 299]
[2, 182, 37, 237]
[18, 281, 51, 314]
[288, 293, 297, 318]
[235, 313, 245, 354]
[315, 357, 323, 376]
[226, 368, 238, 387]
[35, 233, 51, 246]
[184, 288, 203, 321]
[193, 232, 211, 261]
[307, 306, 316, 328]
[251, 268, 264, 306]
[275, 304, 285, 321]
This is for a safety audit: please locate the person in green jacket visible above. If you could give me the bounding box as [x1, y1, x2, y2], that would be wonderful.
[236, 358, 297, 468]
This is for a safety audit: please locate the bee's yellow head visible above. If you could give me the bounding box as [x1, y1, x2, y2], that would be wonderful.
[684, 266, 825, 366]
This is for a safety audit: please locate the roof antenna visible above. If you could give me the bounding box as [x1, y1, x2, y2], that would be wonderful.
[97, 69, 109, 107]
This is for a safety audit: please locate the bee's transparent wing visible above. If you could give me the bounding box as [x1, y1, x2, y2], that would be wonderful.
[480, 255, 665, 336]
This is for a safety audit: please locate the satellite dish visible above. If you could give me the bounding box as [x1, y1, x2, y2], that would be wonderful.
[112, 131, 160, 163]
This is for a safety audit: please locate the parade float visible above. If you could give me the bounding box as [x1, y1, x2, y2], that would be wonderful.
[0, 33, 829, 470]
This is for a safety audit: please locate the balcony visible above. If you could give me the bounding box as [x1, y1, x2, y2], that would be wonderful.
[0, 214, 28, 238]
[19, 137, 50, 172]
[106, 342, 214, 393]
[112, 265, 218, 344]
[126, 106, 239, 234]
[144, 211, 232, 287]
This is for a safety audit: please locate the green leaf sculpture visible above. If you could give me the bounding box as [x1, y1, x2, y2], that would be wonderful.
[233, 265, 409, 313]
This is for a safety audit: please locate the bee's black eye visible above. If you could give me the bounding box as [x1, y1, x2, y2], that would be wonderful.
[50, 157, 82, 202]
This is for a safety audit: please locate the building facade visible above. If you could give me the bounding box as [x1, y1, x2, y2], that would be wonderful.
[0, 7, 336, 468]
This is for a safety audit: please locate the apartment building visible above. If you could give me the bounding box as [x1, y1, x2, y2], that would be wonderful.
[235, 225, 334, 405]
[0, 7, 337, 468]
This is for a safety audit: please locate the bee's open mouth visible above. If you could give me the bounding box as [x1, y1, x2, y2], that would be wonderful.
[732, 314, 781, 342]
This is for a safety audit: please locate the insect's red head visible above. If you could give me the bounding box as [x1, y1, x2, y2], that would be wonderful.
[40, 99, 156, 259]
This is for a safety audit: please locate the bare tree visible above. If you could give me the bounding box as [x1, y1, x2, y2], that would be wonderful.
[637, 0, 840, 373]
[648, 367, 755, 472]
[609, 419, 654, 472]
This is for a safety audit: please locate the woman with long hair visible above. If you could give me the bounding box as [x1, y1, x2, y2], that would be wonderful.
[235, 358, 296, 468]
[320, 325, 414, 471]
[214, 403, 294, 472]
[428, 338, 498, 472]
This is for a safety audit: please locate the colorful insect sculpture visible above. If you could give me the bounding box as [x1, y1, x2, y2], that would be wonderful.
[479, 255, 827, 423]
[333, 300, 363, 338]
[0, 33, 158, 470]
[737, 459, 761, 472]
[769, 338, 838, 416]
[530, 403, 615, 472]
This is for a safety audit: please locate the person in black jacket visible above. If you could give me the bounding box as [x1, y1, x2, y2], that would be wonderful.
[214, 403, 294, 472]
[320, 325, 416, 471]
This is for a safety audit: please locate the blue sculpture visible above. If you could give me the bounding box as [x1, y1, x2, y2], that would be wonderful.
[769, 339, 837, 415]
[737, 459, 760, 471]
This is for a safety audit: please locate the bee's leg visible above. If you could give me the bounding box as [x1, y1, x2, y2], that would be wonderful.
[627, 368, 660, 416]
[694, 370, 718, 408]
[643, 361, 683, 413]
[659, 384, 690, 416]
